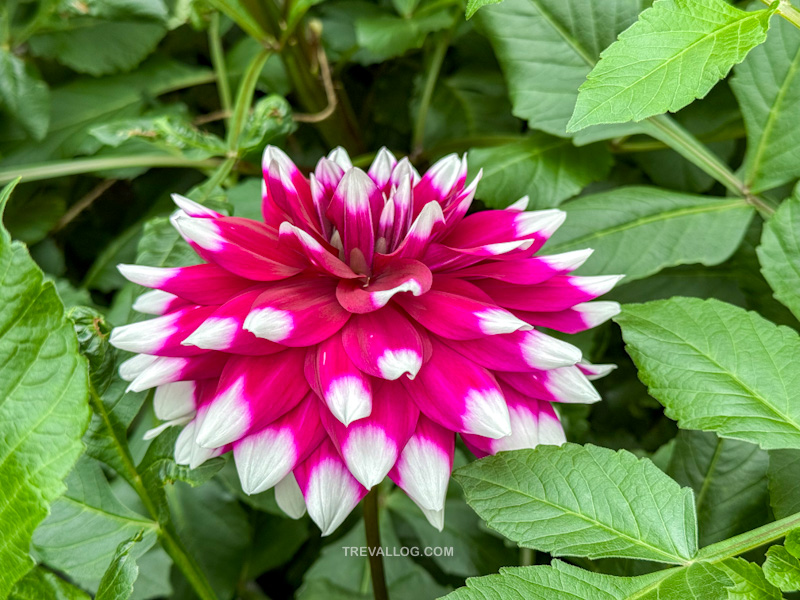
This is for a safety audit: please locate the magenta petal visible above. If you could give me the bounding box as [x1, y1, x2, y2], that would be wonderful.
[368, 147, 397, 192]
[172, 215, 306, 281]
[396, 278, 530, 340]
[389, 415, 454, 528]
[244, 277, 350, 346]
[404, 337, 511, 438]
[132, 290, 191, 316]
[278, 222, 359, 279]
[443, 329, 582, 372]
[327, 169, 382, 273]
[456, 249, 593, 285]
[181, 289, 286, 355]
[499, 366, 601, 405]
[234, 392, 326, 494]
[413, 154, 465, 213]
[443, 208, 566, 255]
[126, 353, 228, 393]
[462, 385, 565, 455]
[341, 304, 424, 380]
[478, 275, 623, 312]
[110, 305, 216, 356]
[335, 258, 432, 314]
[294, 438, 368, 536]
[314, 332, 372, 426]
[391, 201, 445, 260]
[195, 349, 308, 448]
[513, 301, 622, 333]
[118, 263, 253, 305]
[321, 380, 419, 488]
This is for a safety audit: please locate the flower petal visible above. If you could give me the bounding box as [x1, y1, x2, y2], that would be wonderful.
[294, 438, 368, 536]
[314, 332, 373, 426]
[477, 275, 624, 312]
[275, 472, 307, 519]
[512, 301, 622, 333]
[118, 263, 253, 305]
[443, 329, 582, 371]
[327, 168, 380, 273]
[110, 306, 216, 356]
[132, 289, 191, 316]
[404, 337, 511, 438]
[341, 304, 425, 380]
[335, 258, 432, 314]
[126, 353, 228, 392]
[499, 365, 601, 404]
[455, 249, 593, 284]
[278, 222, 359, 279]
[234, 392, 326, 495]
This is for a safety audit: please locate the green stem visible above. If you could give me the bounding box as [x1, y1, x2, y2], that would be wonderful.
[0, 155, 221, 185]
[227, 47, 271, 151]
[761, 0, 800, 29]
[87, 389, 217, 600]
[642, 115, 776, 217]
[209, 13, 233, 123]
[411, 30, 452, 157]
[363, 488, 389, 600]
[697, 511, 800, 563]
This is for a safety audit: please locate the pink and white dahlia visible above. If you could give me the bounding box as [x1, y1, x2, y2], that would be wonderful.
[112, 146, 621, 534]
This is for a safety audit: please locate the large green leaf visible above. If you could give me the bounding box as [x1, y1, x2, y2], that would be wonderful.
[568, 0, 774, 132]
[722, 558, 783, 600]
[617, 298, 800, 450]
[32, 457, 158, 592]
[767, 449, 800, 519]
[0, 50, 50, 140]
[757, 185, 800, 322]
[732, 18, 800, 193]
[444, 559, 731, 600]
[475, 0, 650, 138]
[0, 181, 90, 597]
[8, 569, 90, 600]
[468, 135, 611, 209]
[666, 431, 769, 546]
[546, 187, 753, 282]
[454, 444, 698, 564]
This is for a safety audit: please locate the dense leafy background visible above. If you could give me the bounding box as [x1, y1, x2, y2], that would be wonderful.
[3, 0, 800, 598]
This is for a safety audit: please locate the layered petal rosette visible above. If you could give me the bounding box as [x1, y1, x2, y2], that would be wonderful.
[112, 146, 622, 535]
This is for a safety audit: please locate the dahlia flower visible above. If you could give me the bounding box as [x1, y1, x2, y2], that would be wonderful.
[111, 146, 621, 535]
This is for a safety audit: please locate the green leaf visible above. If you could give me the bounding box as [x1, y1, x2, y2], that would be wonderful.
[476, 0, 651, 137]
[465, 0, 501, 19]
[568, 0, 774, 132]
[3, 192, 66, 245]
[33, 457, 159, 591]
[9, 568, 91, 600]
[757, 185, 800, 322]
[0, 49, 50, 140]
[467, 135, 611, 209]
[732, 17, 800, 193]
[0, 180, 90, 597]
[666, 431, 769, 546]
[767, 449, 800, 519]
[96, 532, 146, 600]
[763, 541, 800, 592]
[443, 559, 731, 600]
[546, 187, 753, 282]
[354, 8, 453, 64]
[0, 58, 212, 165]
[238, 94, 296, 153]
[454, 444, 698, 564]
[721, 558, 783, 600]
[616, 297, 800, 450]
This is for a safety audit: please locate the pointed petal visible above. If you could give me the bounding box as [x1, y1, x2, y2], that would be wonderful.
[278, 222, 359, 279]
[391, 201, 445, 260]
[404, 337, 511, 438]
[444, 208, 566, 255]
[244, 277, 350, 346]
[234, 393, 326, 494]
[477, 275, 624, 312]
[456, 249, 593, 284]
[275, 472, 307, 518]
[119, 353, 158, 381]
[118, 263, 253, 305]
[132, 289, 190, 315]
[195, 349, 308, 447]
[500, 365, 601, 404]
[512, 301, 622, 333]
[171, 194, 222, 218]
[462, 386, 566, 455]
[154, 380, 199, 420]
[578, 360, 617, 380]
[341, 304, 424, 380]
[396, 278, 530, 340]
[321, 381, 418, 488]
[181, 289, 285, 355]
[413, 154, 464, 212]
[314, 332, 372, 426]
[327, 146, 354, 170]
[336, 258, 432, 314]
[110, 306, 216, 356]
[327, 168, 379, 273]
[127, 353, 228, 392]
[368, 147, 397, 191]
[295, 438, 368, 536]
[443, 329, 582, 371]
[389, 415, 454, 512]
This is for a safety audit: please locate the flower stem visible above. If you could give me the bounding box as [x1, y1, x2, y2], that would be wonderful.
[761, 0, 800, 30]
[411, 30, 452, 159]
[697, 511, 800, 563]
[209, 12, 233, 124]
[227, 47, 271, 151]
[363, 488, 389, 600]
